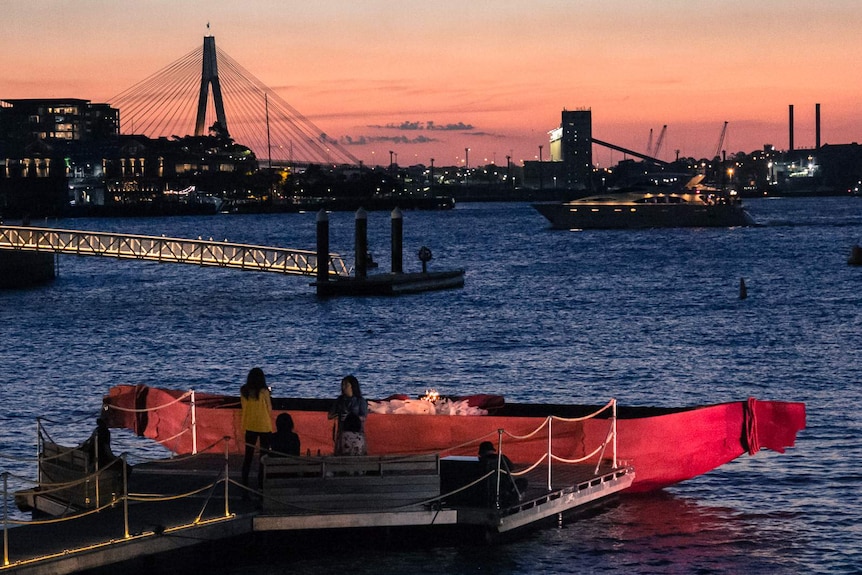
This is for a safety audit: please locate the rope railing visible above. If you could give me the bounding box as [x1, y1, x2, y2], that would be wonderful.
[491, 398, 618, 496]
[1, 397, 621, 566]
[104, 390, 193, 413]
[1, 435, 236, 568]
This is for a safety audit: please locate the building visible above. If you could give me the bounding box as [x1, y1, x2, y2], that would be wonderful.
[0, 98, 118, 144]
[553, 108, 593, 190]
[0, 98, 120, 217]
[524, 108, 593, 194]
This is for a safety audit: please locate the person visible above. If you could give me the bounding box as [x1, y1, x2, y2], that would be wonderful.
[80, 417, 117, 469]
[270, 412, 300, 457]
[327, 374, 368, 455]
[336, 412, 367, 455]
[240, 367, 273, 492]
[478, 441, 527, 507]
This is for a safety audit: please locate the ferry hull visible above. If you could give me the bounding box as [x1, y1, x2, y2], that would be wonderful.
[102, 385, 804, 493]
[532, 201, 755, 229]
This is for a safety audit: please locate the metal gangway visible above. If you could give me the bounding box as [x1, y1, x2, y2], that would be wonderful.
[0, 225, 350, 278]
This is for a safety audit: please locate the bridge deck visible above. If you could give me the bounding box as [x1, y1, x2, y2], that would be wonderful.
[0, 226, 349, 278]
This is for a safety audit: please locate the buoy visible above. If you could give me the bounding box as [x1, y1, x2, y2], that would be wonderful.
[848, 244, 862, 266]
[739, 278, 747, 300]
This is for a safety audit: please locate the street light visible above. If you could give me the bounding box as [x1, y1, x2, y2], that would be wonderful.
[465, 148, 470, 185]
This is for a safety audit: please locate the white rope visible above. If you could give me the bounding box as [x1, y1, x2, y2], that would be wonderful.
[501, 417, 549, 441]
[5, 495, 120, 526]
[551, 441, 605, 464]
[155, 426, 190, 444]
[128, 480, 219, 503]
[549, 399, 615, 423]
[508, 452, 548, 476]
[104, 390, 192, 413]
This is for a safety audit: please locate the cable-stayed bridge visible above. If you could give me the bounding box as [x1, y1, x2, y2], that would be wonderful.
[109, 35, 359, 167]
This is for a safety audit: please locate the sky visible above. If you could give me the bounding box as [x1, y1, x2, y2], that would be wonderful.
[2, 0, 861, 168]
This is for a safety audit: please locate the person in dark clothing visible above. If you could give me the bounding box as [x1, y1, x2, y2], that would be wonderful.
[327, 375, 368, 454]
[478, 441, 527, 507]
[81, 418, 116, 468]
[270, 412, 300, 456]
[80, 417, 131, 477]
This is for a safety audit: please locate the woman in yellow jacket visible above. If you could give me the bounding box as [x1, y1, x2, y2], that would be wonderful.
[240, 367, 273, 492]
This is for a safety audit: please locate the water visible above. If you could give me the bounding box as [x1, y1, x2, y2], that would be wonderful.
[1, 197, 860, 573]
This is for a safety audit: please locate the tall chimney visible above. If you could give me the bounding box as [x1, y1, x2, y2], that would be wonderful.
[789, 104, 794, 152]
[815, 103, 821, 150]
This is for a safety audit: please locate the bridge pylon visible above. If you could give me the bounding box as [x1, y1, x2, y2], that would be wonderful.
[195, 35, 229, 137]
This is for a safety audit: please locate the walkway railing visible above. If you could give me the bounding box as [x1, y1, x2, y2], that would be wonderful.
[493, 399, 618, 502]
[0, 225, 349, 278]
[1, 398, 621, 567]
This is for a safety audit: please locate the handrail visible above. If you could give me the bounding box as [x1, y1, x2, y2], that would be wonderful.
[495, 399, 618, 499]
[0, 225, 349, 278]
[1, 399, 621, 563]
[1, 436, 234, 568]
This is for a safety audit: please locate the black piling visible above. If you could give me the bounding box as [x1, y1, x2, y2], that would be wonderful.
[0, 250, 56, 288]
[739, 277, 747, 300]
[355, 208, 368, 279]
[391, 207, 403, 274]
[316, 210, 330, 287]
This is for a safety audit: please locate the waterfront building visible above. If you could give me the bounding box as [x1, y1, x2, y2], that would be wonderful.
[524, 108, 593, 193]
[0, 99, 119, 217]
[0, 98, 118, 144]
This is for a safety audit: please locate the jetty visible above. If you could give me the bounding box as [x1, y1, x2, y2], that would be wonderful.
[312, 207, 464, 296]
[0, 207, 464, 296]
[3, 403, 631, 574]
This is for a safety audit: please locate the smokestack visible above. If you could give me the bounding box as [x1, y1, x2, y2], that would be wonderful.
[815, 103, 821, 150]
[789, 104, 794, 151]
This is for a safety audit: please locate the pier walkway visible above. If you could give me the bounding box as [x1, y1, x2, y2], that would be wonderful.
[3, 452, 633, 574]
[0, 225, 350, 278]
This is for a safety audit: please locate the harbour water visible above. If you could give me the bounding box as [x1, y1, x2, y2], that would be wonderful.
[1, 196, 860, 573]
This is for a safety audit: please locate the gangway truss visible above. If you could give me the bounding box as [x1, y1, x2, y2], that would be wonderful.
[0, 226, 349, 279]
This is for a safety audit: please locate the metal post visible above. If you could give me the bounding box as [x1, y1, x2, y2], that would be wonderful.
[495, 429, 504, 508]
[355, 208, 368, 279]
[223, 436, 231, 517]
[316, 210, 330, 289]
[391, 207, 403, 274]
[191, 389, 198, 455]
[4, 472, 9, 566]
[94, 429, 100, 508]
[36, 419, 41, 488]
[547, 417, 552, 491]
[612, 400, 618, 468]
[122, 454, 129, 539]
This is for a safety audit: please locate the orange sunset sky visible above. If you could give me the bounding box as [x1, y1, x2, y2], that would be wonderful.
[2, 0, 861, 168]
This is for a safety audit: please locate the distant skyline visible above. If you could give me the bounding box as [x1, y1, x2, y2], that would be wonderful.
[2, 0, 860, 167]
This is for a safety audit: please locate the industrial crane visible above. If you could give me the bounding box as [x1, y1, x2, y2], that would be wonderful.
[653, 125, 667, 159]
[714, 121, 728, 159]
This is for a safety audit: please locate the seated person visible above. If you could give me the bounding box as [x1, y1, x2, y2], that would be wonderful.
[337, 412, 367, 456]
[80, 417, 130, 476]
[270, 413, 301, 456]
[80, 418, 116, 467]
[478, 441, 527, 506]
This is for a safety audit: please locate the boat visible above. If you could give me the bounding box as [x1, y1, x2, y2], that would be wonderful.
[102, 385, 805, 493]
[532, 175, 755, 230]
